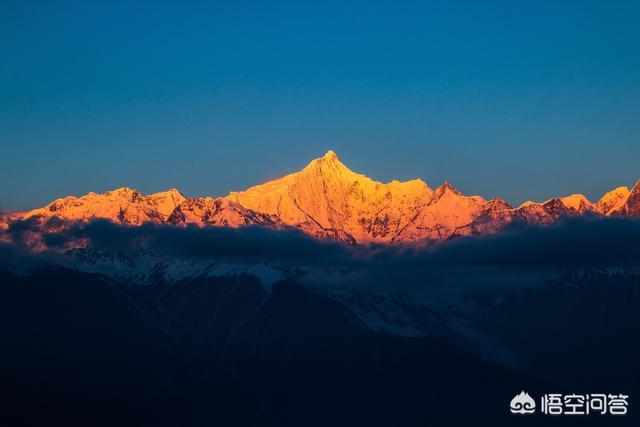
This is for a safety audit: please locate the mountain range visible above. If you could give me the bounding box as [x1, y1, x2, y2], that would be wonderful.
[3, 152, 640, 427]
[4, 150, 640, 244]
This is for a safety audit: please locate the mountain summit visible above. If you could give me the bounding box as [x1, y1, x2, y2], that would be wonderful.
[227, 150, 433, 242]
[5, 151, 640, 244]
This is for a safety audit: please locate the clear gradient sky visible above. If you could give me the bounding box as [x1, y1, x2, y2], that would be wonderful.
[1, 1, 639, 211]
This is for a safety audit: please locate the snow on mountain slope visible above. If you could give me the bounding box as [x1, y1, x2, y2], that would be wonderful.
[516, 196, 594, 221]
[15, 187, 186, 225]
[393, 183, 492, 241]
[47, 246, 442, 338]
[596, 186, 630, 215]
[610, 180, 640, 217]
[62, 246, 286, 291]
[558, 194, 594, 212]
[166, 197, 280, 227]
[454, 194, 597, 237]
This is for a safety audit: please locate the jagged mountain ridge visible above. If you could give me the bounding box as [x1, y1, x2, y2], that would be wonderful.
[5, 150, 640, 243]
[21, 187, 186, 225]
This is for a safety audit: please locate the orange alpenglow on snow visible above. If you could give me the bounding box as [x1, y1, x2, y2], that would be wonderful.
[226, 150, 433, 242]
[595, 186, 631, 215]
[15, 187, 187, 225]
[3, 150, 640, 244]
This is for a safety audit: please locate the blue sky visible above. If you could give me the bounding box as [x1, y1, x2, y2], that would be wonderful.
[1, 0, 639, 210]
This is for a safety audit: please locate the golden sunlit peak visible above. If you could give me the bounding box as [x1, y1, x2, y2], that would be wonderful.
[304, 149, 347, 171]
[151, 188, 184, 197]
[323, 149, 339, 159]
[559, 194, 592, 210]
[435, 182, 461, 195]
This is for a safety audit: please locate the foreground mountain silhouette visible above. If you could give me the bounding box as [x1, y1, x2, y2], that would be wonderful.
[7, 150, 640, 243]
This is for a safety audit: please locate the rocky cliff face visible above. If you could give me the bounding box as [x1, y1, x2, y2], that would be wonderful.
[4, 151, 639, 244]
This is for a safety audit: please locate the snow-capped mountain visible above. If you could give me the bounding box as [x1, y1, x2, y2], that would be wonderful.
[12, 187, 186, 225]
[608, 180, 640, 216]
[3, 150, 639, 244]
[227, 150, 433, 242]
[595, 186, 630, 215]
